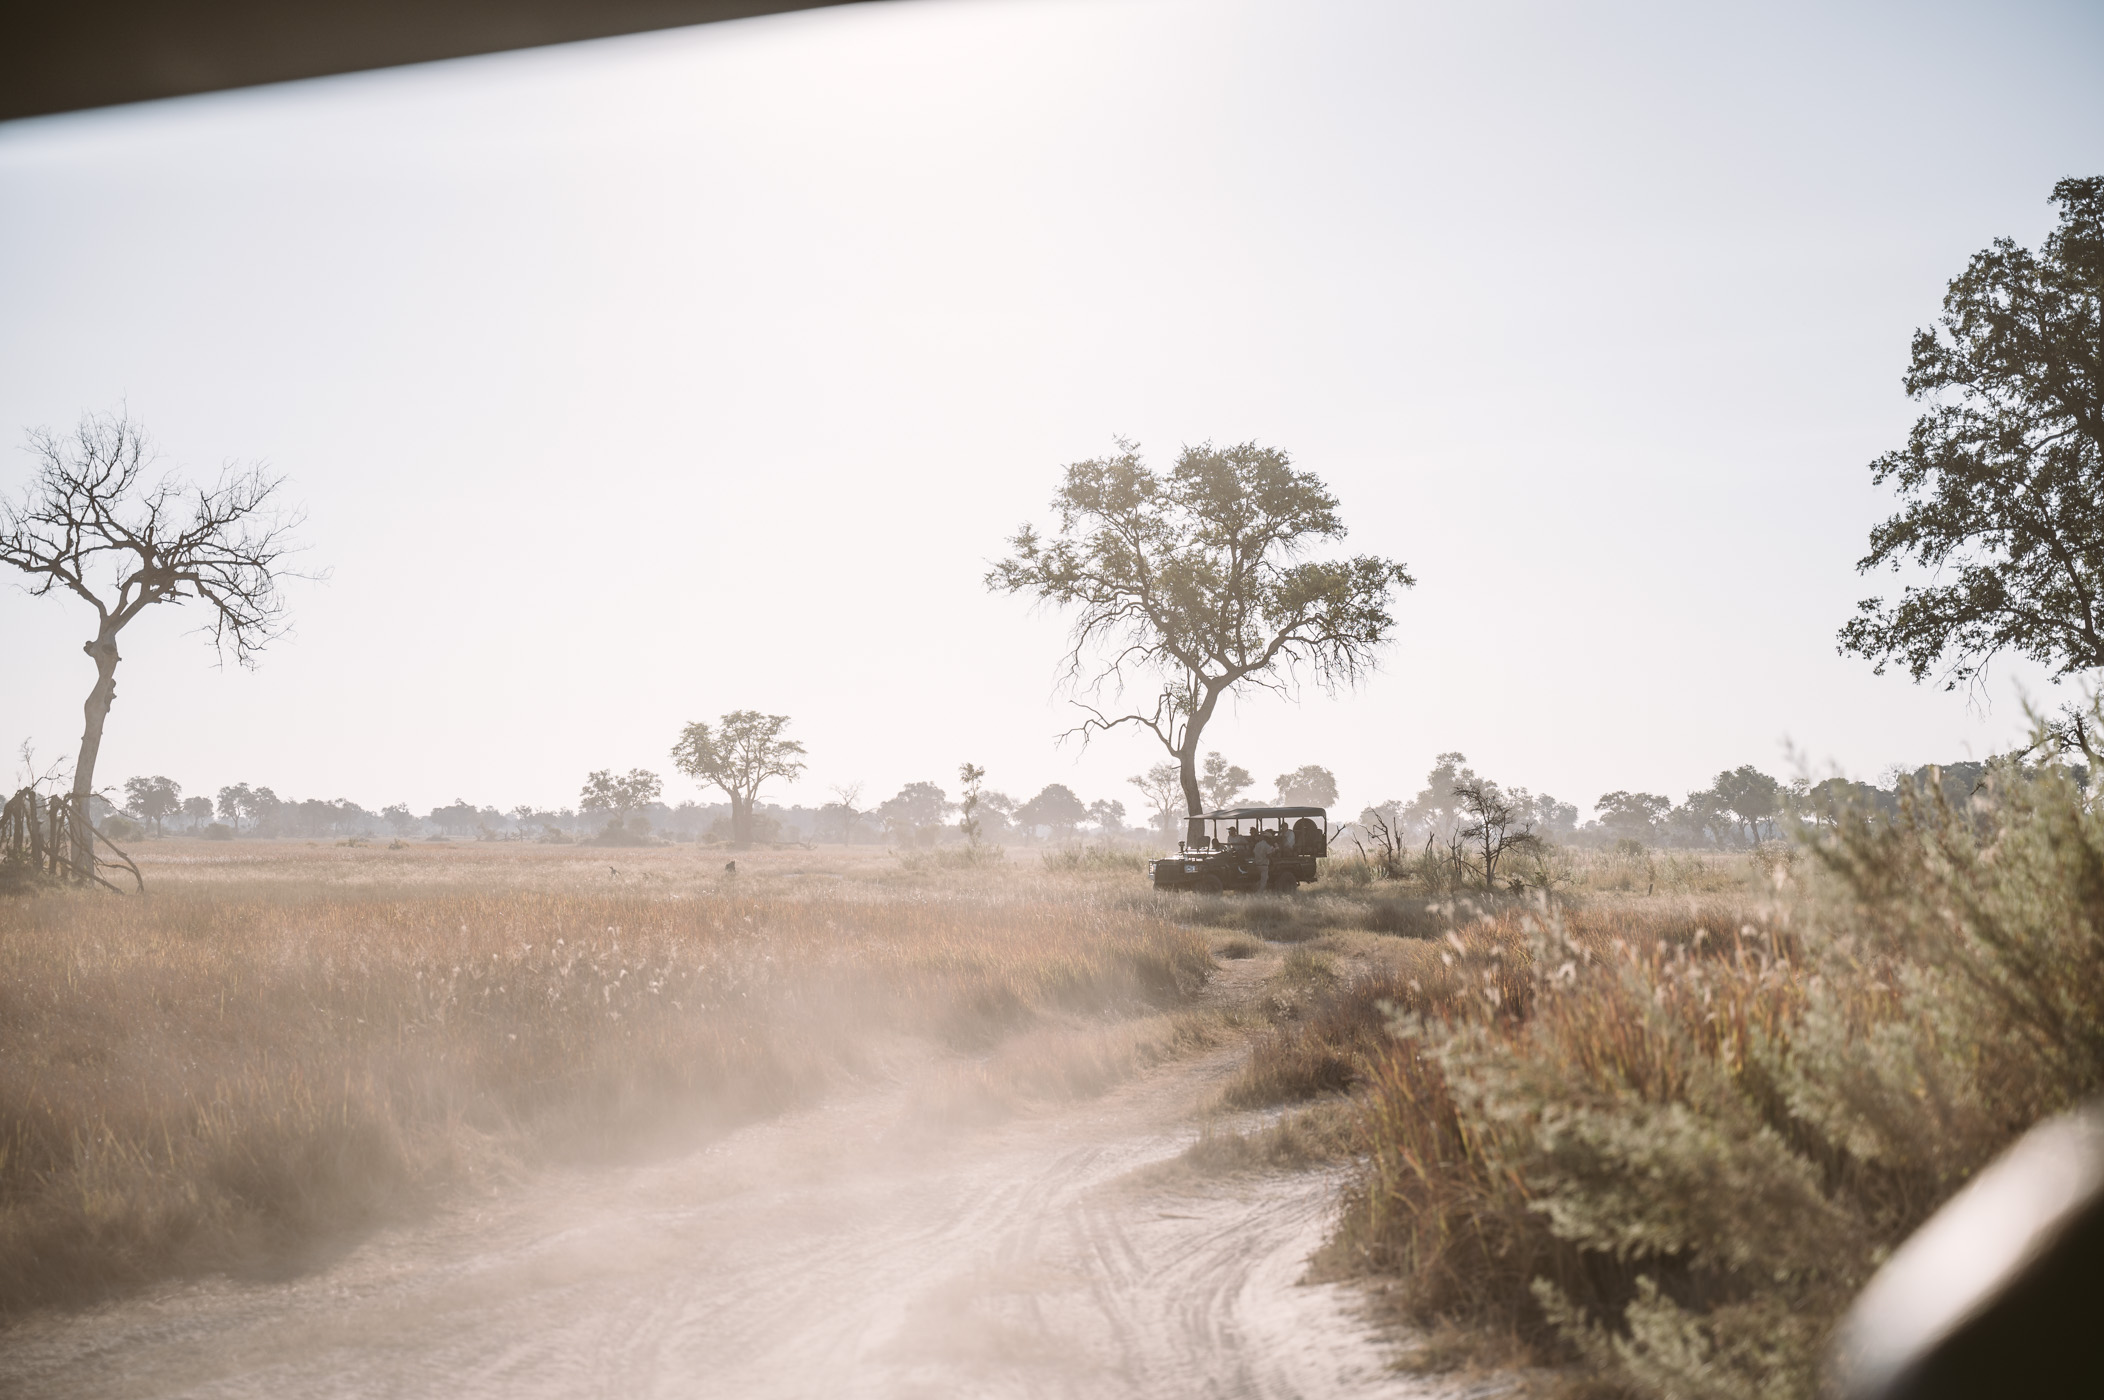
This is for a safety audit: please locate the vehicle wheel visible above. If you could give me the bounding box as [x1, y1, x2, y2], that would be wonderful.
[1194, 874, 1225, 895]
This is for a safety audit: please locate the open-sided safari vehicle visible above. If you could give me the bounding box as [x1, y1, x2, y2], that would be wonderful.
[1149, 806, 1330, 894]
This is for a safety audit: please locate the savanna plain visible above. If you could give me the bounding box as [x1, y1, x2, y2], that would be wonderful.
[5, 756, 2103, 1400]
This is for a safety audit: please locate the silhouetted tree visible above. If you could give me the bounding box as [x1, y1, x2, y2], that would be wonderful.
[1454, 775, 1538, 890]
[1199, 752, 1253, 811]
[1527, 793, 1579, 837]
[216, 783, 255, 833]
[122, 775, 181, 836]
[979, 790, 1018, 838]
[1016, 783, 1088, 840]
[1127, 763, 1183, 840]
[179, 794, 214, 832]
[957, 763, 987, 847]
[0, 411, 305, 869]
[428, 797, 491, 836]
[671, 711, 805, 846]
[578, 770, 661, 835]
[825, 781, 864, 845]
[1087, 797, 1126, 835]
[1712, 765, 1782, 845]
[990, 440, 1414, 842]
[1841, 178, 2104, 690]
[1594, 790, 1671, 842]
[1272, 764, 1339, 809]
[1400, 752, 1473, 844]
[878, 782, 949, 841]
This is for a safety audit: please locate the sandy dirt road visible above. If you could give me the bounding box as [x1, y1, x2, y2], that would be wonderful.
[2, 1041, 1470, 1400]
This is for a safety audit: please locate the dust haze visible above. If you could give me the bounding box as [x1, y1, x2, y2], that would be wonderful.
[5, 2, 2104, 1399]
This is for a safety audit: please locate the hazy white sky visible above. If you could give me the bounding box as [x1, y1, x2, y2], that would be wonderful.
[3, 0, 2101, 821]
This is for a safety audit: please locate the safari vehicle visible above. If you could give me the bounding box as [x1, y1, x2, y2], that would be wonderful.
[1148, 806, 1329, 894]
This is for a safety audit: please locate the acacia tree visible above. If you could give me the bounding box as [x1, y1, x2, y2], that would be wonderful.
[1127, 762, 1183, 841]
[217, 782, 256, 833]
[1453, 775, 1539, 891]
[1015, 783, 1088, 840]
[1199, 752, 1253, 811]
[0, 412, 303, 871]
[670, 710, 805, 846]
[1840, 177, 2104, 690]
[1594, 790, 1671, 843]
[878, 781, 950, 842]
[826, 781, 864, 845]
[990, 441, 1413, 843]
[579, 768, 662, 831]
[1711, 765, 1782, 846]
[122, 774, 181, 836]
[1273, 764, 1339, 808]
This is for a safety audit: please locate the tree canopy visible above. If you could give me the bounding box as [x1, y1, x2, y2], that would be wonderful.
[122, 775, 181, 836]
[878, 781, 950, 839]
[1199, 752, 1253, 810]
[1840, 177, 2104, 689]
[1273, 764, 1340, 809]
[670, 711, 805, 847]
[579, 768, 661, 826]
[990, 440, 1411, 839]
[1016, 783, 1088, 835]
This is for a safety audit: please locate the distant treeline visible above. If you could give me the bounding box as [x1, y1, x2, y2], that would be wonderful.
[91, 750, 2065, 852]
[90, 774, 1146, 846]
[1355, 750, 2088, 854]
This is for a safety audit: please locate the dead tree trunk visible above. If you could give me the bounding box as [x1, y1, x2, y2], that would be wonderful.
[2, 786, 142, 892]
[70, 627, 121, 874]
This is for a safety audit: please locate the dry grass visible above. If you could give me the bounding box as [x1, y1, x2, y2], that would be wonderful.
[1327, 899, 1802, 1351]
[0, 842, 1212, 1315]
[1304, 756, 2104, 1400]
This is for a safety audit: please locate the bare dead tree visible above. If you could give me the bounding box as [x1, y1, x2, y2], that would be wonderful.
[0, 411, 308, 876]
[1453, 776, 1539, 892]
[1352, 806, 1410, 879]
[828, 781, 865, 845]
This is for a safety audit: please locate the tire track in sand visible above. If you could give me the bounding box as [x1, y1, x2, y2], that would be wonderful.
[1, 1045, 1461, 1400]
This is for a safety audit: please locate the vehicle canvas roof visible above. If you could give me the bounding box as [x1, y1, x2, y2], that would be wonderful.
[1201, 807, 1328, 820]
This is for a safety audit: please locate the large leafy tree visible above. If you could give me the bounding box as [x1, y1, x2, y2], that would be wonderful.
[1711, 765, 1782, 847]
[990, 441, 1413, 843]
[1273, 764, 1340, 808]
[877, 780, 950, 840]
[1198, 752, 1253, 811]
[1015, 783, 1088, 839]
[122, 774, 181, 836]
[578, 768, 662, 830]
[670, 710, 805, 847]
[1840, 177, 2104, 689]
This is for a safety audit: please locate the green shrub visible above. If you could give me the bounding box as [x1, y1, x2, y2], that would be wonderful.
[1335, 745, 2104, 1398]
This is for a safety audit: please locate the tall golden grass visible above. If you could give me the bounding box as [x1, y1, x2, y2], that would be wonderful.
[0, 846, 1211, 1314]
